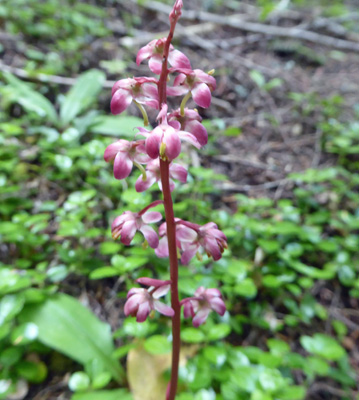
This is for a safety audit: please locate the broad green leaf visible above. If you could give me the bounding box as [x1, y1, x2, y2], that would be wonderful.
[2, 72, 58, 122]
[69, 372, 91, 392]
[19, 293, 123, 382]
[182, 328, 205, 343]
[0, 294, 25, 324]
[207, 323, 231, 341]
[144, 335, 171, 355]
[71, 389, 133, 400]
[300, 333, 346, 361]
[89, 115, 145, 137]
[276, 386, 306, 400]
[60, 69, 105, 126]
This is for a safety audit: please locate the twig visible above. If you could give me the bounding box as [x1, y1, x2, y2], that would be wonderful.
[308, 382, 357, 399]
[216, 177, 292, 192]
[0, 60, 115, 88]
[119, 22, 216, 48]
[137, 0, 359, 52]
[213, 154, 277, 171]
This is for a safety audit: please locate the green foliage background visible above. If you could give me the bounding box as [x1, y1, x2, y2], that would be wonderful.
[0, 0, 358, 399]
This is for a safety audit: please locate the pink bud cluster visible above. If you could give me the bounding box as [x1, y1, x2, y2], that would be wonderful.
[104, 0, 227, 328]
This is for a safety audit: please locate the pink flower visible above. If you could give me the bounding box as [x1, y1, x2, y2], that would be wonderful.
[125, 277, 174, 322]
[167, 68, 216, 108]
[177, 221, 228, 264]
[111, 202, 163, 248]
[136, 38, 191, 75]
[104, 139, 150, 180]
[111, 77, 159, 115]
[135, 159, 187, 192]
[139, 124, 200, 161]
[155, 220, 180, 259]
[169, 108, 208, 146]
[183, 287, 226, 327]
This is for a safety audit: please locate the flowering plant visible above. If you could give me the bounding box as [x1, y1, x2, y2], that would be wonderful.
[104, 1, 227, 398]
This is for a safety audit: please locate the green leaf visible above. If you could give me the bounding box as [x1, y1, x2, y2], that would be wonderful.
[207, 323, 231, 341]
[276, 386, 306, 400]
[19, 293, 123, 382]
[69, 372, 91, 392]
[144, 335, 171, 355]
[16, 360, 47, 383]
[60, 69, 105, 126]
[249, 70, 266, 88]
[0, 294, 25, 324]
[71, 389, 133, 400]
[90, 267, 119, 280]
[234, 278, 257, 298]
[258, 369, 286, 393]
[89, 115, 145, 137]
[181, 328, 205, 343]
[11, 322, 38, 345]
[2, 72, 57, 123]
[300, 333, 346, 361]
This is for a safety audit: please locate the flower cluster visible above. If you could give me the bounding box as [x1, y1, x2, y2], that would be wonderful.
[104, 0, 227, 335]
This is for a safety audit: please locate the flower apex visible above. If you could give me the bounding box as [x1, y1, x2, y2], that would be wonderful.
[207, 69, 215, 75]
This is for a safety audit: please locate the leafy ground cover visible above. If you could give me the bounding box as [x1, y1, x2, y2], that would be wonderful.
[0, 1, 359, 399]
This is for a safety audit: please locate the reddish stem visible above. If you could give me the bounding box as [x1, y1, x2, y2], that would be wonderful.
[157, 7, 181, 400]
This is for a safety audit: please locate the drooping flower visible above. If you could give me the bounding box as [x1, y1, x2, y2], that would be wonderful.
[176, 221, 227, 264]
[111, 77, 159, 115]
[182, 287, 226, 327]
[155, 220, 183, 259]
[125, 277, 174, 322]
[135, 159, 187, 192]
[167, 68, 216, 108]
[111, 202, 163, 248]
[104, 139, 150, 180]
[136, 38, 191, 75]
[138, 124, 200, 161]
[169, 108, 208, 146]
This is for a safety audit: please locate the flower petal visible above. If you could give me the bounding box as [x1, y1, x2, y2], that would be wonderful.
[142, 211, 162, 224]
[168, 49, 191, 70]
[167, 86, 188, 97]
[210, 297, 226, 316]
[170, 164, 188, 183]
[155, 236, 169, 258]
[154, 300, 174, 317]
[136, 42, 154, 65]
[111, 89, 133, 115]
[191, 82, 212, 108]
[187, 120, 208, 146]
[137, 277, 170, 287]
[192, 308, 211, 327]
[145, 133, 161, 159]
[104, 140, 128, 162]
[139, 225, 159, 248]
[164, 129, 181, 161]
[153, 284, 171, 299]
[113, 152, 133, 180]
[149, 54, 163, 74]
[120, 220, 137, 245]
[178, 130, 201, 149]
[205, 237, 222, 260]
[181, 245, 198, 265]
[135, 173, 157, 192]
[136, 301, 151, 322]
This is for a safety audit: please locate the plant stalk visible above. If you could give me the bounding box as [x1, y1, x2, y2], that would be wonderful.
[157, 8, 181, 400]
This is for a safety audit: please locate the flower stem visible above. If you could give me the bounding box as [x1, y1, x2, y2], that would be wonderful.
[160, 159, 181, 400]
[180, 92, 191, 116]
[157, 5, 182, 399]
[133, 100, 149, 126]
